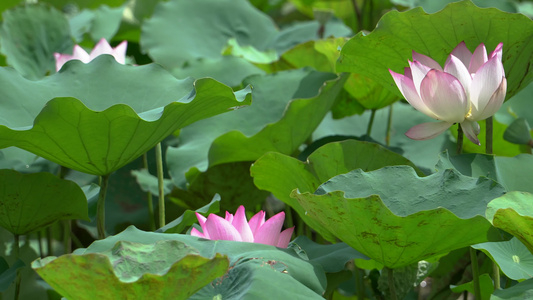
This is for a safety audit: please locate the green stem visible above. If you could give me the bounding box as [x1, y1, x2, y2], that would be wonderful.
[350, 0, 363, 31]
[284, 206, 294, 229]
[63, 220, 71, 254]
[13, 235, 21, 300]
[57, 167, 71, 252]
[155, 143, 166, 228]
[142, 153, 156, 231]
[457, 124, 464, 154]
[470, 247, 482, 300]
[296, 214, 305, 237]
[96, 174, 110, 239]
[486, 116, 493, 154]
[46, 227, 52, 256]
[493, 261, 501, 290]
[385, 105, 393, 146]
[366, 109, 377, 136]
[355, 264, 365, 300]
[387, 267, 397, 300]
[484, 117, 501, 289]
[37, 230, 44, 258]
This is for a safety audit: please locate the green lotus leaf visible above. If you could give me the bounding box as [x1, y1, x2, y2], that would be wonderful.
[171, 56, 265, 87]
[450, 273, 494, 300]
[436, 152, 533, 193]
[166, 69, 337, 186]
[289, 236, 369, 273]
[141, 0, 278, 68]
[292, 166, 504, 267]
[42, 0, 127, 10]
[160, 194, 220, 234]
[33, 240, 229, 300]
[473, 238, 533, 281]
[208, 74, 345, 166]
[0, 170, 88, 235]
[0, 56, 251, 175]
[170, 162, 270, 213]
[486, 192, 533, 254]
[337, 0, 533, 100]
[0, 258, 24, 292]
[491, 277, 533, 299]
[0, 3, 72, 79]
[70, 226, 330, 298]
[251, 140, 424, 242]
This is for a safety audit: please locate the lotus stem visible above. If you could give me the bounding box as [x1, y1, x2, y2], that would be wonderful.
[63, 220, 71, 253]
[486, 116, 493, 154]
[37, 230, 44, 258]
[13, 234, 21, 300]
[484, 117, 501, 289]
[142, 152, 156, 231]
[355, 264, 366, 300]
[57, 167, 72, 252]
[350, 0, 363, 31]
[493, 261, 501, 289]
[156, 143, 166, 228]
[46, 227, 52, 256]
[385, 105, 393, 146]
[457, 124, 464, 154]
[470, 247, 482, 300]
[366, 109, 377, 136]
[284, 206, 294, 229]
[96, 174, 110, 239]
[387, 267, 398, 300]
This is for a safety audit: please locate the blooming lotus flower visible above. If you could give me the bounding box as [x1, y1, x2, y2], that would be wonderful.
[54, 38, 128, 71]
[389, 42, 506, 145]
[191, 206, 295, 248]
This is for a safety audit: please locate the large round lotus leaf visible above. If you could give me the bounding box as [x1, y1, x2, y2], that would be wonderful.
[486, 192, 533, 254]
[0, 3, 72, 80]
[436, 153, 533, 194]
[292, 166, 504, 268]
[33, 240, 229, 300]
[0, 56, 251, 175]
[0, 169, 88, 235]
[337, 0, 533, 100]
[289, 236, 369, 273]
[491, 277, 533, 300]
[251, 140, 424, 242]
[208, 74, 346, 166]
[166, 69, 337, 187]
[71, 226, 331, 298]
[262, 37, 397, 112]
[473, 238, 533, 281]
[141, 0, 278, 68]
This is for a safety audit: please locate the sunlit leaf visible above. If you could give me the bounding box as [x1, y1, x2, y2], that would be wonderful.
[0, 56, 251, 175]
[65, 226, 328, 298]
[292, 166, 504, 267]
[473, 238, 533, 281]
[486, 192, 533, 254]
[337, 0, 533, 100]
[167, 69, 337, 187]
[251, 140, 424, 242]
[33, 240, 229, 300]
[436, 152, 533, 193]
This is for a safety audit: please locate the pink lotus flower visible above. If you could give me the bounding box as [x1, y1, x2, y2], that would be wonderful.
[191, 206, 295, 248]
[389, 42, 506, 145]
[54, 38, 127, 71]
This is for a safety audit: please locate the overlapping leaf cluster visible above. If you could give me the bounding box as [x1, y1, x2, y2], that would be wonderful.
[0, 0, 532, 299]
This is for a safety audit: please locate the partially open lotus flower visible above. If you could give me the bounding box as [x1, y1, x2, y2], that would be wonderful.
[389, 42, 506, 145]
[54, 38, 128, 71]
[191, 206, 294, 248]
